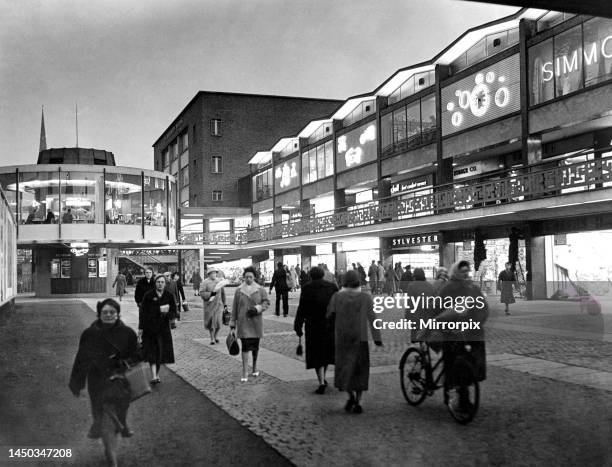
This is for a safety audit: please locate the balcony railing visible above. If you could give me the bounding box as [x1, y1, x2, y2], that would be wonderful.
[246, 152, 612, 243]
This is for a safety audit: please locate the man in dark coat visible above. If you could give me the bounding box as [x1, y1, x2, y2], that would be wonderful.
[69, 298, 139, 439]
[138, 274, 177, 383]
[294, 266, 339, 394]
[269, 262, 289, 317]
[134, 267, 155, 307]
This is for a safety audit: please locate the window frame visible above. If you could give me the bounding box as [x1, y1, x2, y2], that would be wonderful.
[211, 156, 223, 174]
[210, 119, 222, 137]
[212, 190, 223, 201]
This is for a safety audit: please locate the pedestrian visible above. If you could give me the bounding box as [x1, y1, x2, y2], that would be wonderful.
[368, 260, 377, 293]
[432, 267, 449, 295]
[290, 265, 299, 292]
[326, 270, 383, 414]
[299, 268, 309, 287]
[191, 269, 202, 296]
[285, 265, 296, 292]
[497, 262, 518, 315]
[164, 272, 181, 324]
[230, 266, 270, 382]
[294, 265, 301, 290]
[269, 262, 289, 317]
[404, 268, 436, 342]
[69, 298, 139, 466]
[134, 267, 155, 308]
[44, 208, 55, 224]
[400, 265, 414, 293]
[294, 266, 338, 394]
[357, 263, 367, 287]
[61, 207, 74, 224]
[394, 262, 403, 289]
[200, 268, 226, 345]
[384, 263, 398, 296]
[112, 270, 127, 301]
[138, 274, 177, 384]
[322, 264, 337, 286]
[437, 260, 489, 407]
[377, 261, 386, 295]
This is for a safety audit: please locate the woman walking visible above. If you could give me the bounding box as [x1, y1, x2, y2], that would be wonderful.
[69, 298, 139, 466]
[138, 274, 177, 384]
[327, 270, 382, 414]
[191, 269, 202, 296]
[294, 266, 338, 394]
[432, 267, 449, 295]
[112, 271, 127, 301]
[200, 268, 226, 345]
[498, 262, 518, 315]
[230, 266, 270, 382]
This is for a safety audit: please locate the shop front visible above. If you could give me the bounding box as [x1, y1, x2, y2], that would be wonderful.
[387, 233, 440, 279]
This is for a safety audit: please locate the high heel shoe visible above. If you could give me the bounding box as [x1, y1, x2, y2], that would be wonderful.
[344, 398, 355, 412]
[240, 377, 248, 382]
[251, 371, 260, 377]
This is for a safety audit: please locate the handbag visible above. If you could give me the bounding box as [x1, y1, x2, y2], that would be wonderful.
[120, 361, 153, 401]
[226, 330, 240, 356]
[182, 302, 190, 312]
[296, 336, 303, 356]
[222, 306, 231, 326]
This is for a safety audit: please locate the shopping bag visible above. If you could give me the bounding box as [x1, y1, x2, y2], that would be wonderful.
[226, 331, 240, 356]
[222, 306, 231, 326]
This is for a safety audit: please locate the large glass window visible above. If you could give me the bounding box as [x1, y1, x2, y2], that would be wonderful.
[381, 112, 393, 153]
[144, 176, 167, 227]
[584, 17, 612, 87]
[169, 180, 177, 228]
[421, 95, 437, 144]
[392, 107, 407, 146]
[316, 145, 325, 180]
[529, 38, 555, 105]
[274, 155, 300, 193]
[309, 149, 317, 182]
[105, 173, 142, 225]
[253, 168, 272, 201]
[302, 142, 334, 184]
[406, 101, 421, 146]
[180, 166, 189, 189]
[0, 172, 18, 220]
[554, 25, 583, 97]
[301, 152, 309, 185]
[19, 171, 60, 224]
[60, 171, 102, 224]
[324, 141, 334, 177]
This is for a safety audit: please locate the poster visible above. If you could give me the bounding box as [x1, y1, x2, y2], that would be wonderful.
[88, 257, 98, 278]
[98, 258, 107, 278]
[60, 259, 71, 278]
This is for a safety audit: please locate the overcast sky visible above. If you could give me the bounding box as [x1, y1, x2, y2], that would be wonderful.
[0, 0, 517, 169]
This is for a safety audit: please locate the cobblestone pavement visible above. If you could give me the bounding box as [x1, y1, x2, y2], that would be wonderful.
[78, 291, 612, 466]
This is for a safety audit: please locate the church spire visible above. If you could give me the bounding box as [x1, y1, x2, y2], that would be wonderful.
[39, 106, 47, 153]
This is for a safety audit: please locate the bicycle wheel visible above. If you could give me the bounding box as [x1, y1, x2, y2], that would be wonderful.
[400, 348, 428, 406]
[445, 356, 479, 424]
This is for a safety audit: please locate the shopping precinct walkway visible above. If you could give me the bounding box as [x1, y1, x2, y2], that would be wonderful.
[2, 291, 612, 466]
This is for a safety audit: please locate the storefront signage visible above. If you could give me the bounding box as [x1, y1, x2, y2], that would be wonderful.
[441, 54, 520, 136]
[336, 123, 377, 172]
[391, 233, 439, 248]
[70, 248, 89, 256]
[274, 159, 298, 190]
[245, 156, 612, 243]
[98, 258, 107, 278]
[453, 158, 501, 180]
[540, 36, 612, 83]
[88, 258, 98, 278]
[390, 175, 433, 195]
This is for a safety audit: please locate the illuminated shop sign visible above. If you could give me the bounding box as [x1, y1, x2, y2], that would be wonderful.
[391, 233, 439, 248]
[541, 36, 612, 82]
[274, 157, 299, 192]
[336, 123, 377, 172]
[390, 175, 433, 195]
[441, 54, 520, 135]
[453, 158, 501, 180]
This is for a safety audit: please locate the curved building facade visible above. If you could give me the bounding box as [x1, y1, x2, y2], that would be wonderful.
[0, 148, 177, 297]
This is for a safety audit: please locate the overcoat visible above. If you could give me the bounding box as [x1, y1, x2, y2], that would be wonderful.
[498, 270, 517, 304]
[138, 289, 177, 364]
[326, 289, 381, 392]
[200, 277, 226, 331]
[294, 279, 338, 369]
[134, 277, 155, 306]
[231, 284, 269, 339]
[112, 273, 127, 297]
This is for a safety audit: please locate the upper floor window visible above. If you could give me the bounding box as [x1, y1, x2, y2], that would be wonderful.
[449, 28, 519, 74]
[307, 123, 333, 146]
[342, 100, 376, 128]
[211, 119, 222, 136]
[536, 11, 576, 33]
[212, 190, 223, 201]
[388, 70, 436, 105]
[212, 156, 223, 173]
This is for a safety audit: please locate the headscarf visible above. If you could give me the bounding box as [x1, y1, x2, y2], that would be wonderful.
[435, 267, 448, 280]
[448, 261, 470, 281]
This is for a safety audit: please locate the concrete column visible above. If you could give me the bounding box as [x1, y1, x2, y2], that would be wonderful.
[439, 232, 456, 270]
[273, 249, 284, 267]
[106, 248, 119, 296]
[527, 235, 547, 300]
[380, 236, 392, 267]
[251, 212, 259, 228]
[199, 246, 206, 276]
[301, 245, 315, 272]
[333, 242, 347, 275]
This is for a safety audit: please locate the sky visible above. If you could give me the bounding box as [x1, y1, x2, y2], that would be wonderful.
[0, 0, 517, 170]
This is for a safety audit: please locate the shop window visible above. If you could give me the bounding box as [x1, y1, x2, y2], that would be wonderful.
[212, 190, 223, 201]
[253, 169, 272, 201]
[381, 112, 393, 154]
[309, 149, 317, 182]
[583, 17, 612, 87]
[105, 173, 142, 225]
[211, 119, 222, 136]
[316, 145, 325, 180]
[420, 95, 437, 144]
[554, 25, 584, 98]
[529, 38, 555, 105]
[324, 141, 334, 177]
[143, 176, 167, 227]
[60, 171, 102, 224]
[405, 101, 421, 146]
[301, 152, 310, 184]
[212, 156, 223, 173]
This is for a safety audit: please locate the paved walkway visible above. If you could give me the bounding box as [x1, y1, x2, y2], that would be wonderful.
[0, 300, 290, 467]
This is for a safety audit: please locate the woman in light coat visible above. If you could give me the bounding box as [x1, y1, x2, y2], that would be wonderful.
[327, 270, 382, 414]
[112, 271, 127, 301]
[230, 266, 270, 382]
[200, 268, 226, 345]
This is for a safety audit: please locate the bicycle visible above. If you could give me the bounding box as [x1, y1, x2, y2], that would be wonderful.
[399, 338, 480, 424]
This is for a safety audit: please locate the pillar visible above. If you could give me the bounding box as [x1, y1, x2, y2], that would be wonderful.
[301, 245, 315, 272]
[438, 232, 456, 270]
[380, 236, 392, 267]
[251, 212, 260, 228]
[333, 242, 347, 274]
[273, 249, 284, 267]
[106, 248, 119, 296]
[526, 235, 547, 300]
[199, 246, 206, 276]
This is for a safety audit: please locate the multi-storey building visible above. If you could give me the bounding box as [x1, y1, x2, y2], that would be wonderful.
[216, 8, 612, 299]
[152, 92, 342, 274]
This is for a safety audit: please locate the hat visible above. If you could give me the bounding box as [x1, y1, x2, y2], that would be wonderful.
[207, 268, 219, 275]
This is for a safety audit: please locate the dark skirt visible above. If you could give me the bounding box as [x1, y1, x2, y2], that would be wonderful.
[240, 338, 260, 352]
[500, 283, 516, 304]
[142, 332, 175, 365]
